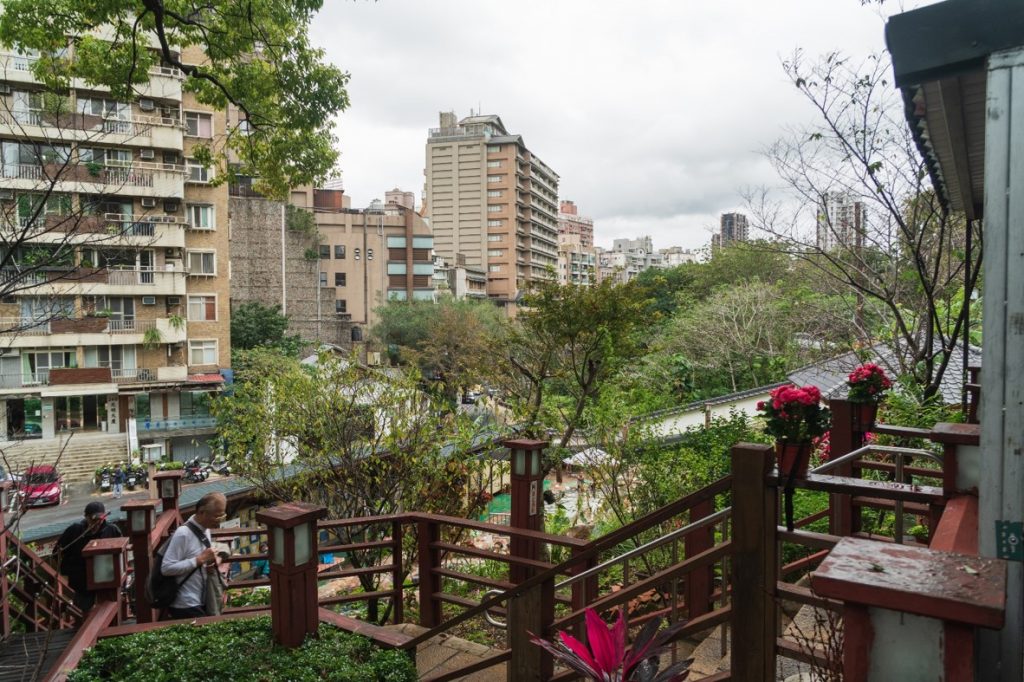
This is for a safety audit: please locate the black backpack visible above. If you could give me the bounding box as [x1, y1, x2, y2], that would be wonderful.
[146, 522, 210, 609]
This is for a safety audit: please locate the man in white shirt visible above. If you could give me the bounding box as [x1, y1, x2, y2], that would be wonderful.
[161, 492, 226, 619]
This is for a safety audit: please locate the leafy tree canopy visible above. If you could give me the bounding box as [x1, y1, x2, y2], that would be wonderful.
[230, 301, 302, 355]
[0, 0, 350, 197]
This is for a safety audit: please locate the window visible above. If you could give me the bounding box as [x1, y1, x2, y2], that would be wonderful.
[487, 160, 501, 168]
[487, 145, 501, 153]
[487, 205, 502, 213]
[185, 111, 213, 138]
[487, 220, 503, 228]
[487, 175, 501, 183]
[334, 245, 346, 259]
[76, 97, 129, 120]
[488, 190, 502, 198]
[189, 340, 218, 365]
[188, 295, 217, 321]
[188, 204, 215, 230]
[488, 265, 502, 272]
[319, 272, 327, 287]
[488, 249, 504, 257]
[487, 234, 502, 241]
[79, 147, 131, 167]
[319, 245, 330, 259]
[185, 157, 211, 183]
[335, 300, 347, 314]
[354, 248, 360, 260]
[187, 251, 216, 275]
[367, 248, 373, 260]
[334, 272, 346, 286]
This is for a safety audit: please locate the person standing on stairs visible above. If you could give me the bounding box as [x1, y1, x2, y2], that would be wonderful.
[160, 492, 227, 619]
[57, 501, 122, 611]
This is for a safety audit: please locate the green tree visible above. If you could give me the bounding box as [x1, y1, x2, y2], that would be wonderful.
[213, 349, 491, 623]
[500, 278, 647, 472]
[0, 0, 350, 197]
[230, 301, 300, 352]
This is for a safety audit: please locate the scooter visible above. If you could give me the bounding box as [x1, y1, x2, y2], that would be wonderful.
[183, 458, 208, 483]
[125, 469, 137, 491]
[209, 457, 231, 477]
[99, 468, 111, 492]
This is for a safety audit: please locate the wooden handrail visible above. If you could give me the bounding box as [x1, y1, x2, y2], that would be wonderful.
[401, 475, 732, 651]
[42, 600, 119, 682]
[784, 472, 945, 504]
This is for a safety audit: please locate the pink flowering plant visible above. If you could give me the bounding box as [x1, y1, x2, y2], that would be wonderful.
[846, 363, 892, 403]
[757, 384, 830, 443]
[530, 608, 690, 681]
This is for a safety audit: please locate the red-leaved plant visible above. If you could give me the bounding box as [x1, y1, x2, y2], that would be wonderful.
[530, 608, 690, 681]
[846, 363, 892, 403]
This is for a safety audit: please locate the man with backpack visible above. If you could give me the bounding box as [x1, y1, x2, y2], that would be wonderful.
[57, 501, 122, 611]
[159, 492, 226, 619]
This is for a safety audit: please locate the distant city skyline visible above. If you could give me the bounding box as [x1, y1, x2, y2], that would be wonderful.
[309, 1, 922, 250]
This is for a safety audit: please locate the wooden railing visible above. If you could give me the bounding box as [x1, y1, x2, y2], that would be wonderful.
[0, 526, 84, 638]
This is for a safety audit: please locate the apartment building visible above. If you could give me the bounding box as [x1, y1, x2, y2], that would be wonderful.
[433, 254, 488, 299]
[597, 236, 663, 283]
[558, 200, 594, 248]
[714, 212, 749, 247]
[659, 246, 698, 267]
[557, 233, 596, 286]
[816, 192, 866, 251]
[424, 112, 559, 305]
[0, 44, 229, 460]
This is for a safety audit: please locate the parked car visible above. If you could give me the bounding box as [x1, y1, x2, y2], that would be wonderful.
[19, 465, 62, 507]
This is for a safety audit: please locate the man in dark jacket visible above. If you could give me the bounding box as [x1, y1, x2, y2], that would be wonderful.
[57, 501, 122, 611]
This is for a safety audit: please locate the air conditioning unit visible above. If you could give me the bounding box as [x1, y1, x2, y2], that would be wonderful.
[141, 296, 156, 305]
[0, 189, 13, 201]
[141, 197, 157, 208]
[0, 84, 11, 95]
[139, 148, 155, 160]
[163, 201, 179, 213]
[139, 98, 156, 112]
[167, 296, 181, 306]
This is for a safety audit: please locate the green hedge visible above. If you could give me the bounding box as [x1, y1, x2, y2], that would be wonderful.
[68, 616, 416, 682]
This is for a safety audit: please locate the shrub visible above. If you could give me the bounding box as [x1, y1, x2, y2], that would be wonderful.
[68, 616, 416, 682]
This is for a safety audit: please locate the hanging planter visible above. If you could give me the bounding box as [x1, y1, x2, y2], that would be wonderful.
[846, 363, 892, 433]
[775, 440, 814, 480]
[850, 401, 879, 432]
[757, 385, 831, 532]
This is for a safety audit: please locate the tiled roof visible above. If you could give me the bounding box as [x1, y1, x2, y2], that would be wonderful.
[188, 374, 224, 383]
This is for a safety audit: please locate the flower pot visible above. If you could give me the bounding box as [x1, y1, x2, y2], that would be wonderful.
[775, 441, 813, 480]
[850, 402, 878, 432]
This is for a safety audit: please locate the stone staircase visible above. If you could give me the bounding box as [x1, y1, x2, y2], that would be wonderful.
[0, 432, 128, 482]
[384, 623, 508, 681]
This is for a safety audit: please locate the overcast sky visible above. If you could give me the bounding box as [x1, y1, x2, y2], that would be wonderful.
[309, 0, 926, 251]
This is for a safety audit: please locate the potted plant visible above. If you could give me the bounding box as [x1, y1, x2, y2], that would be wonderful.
[530, 608, 689, 682]
[846, 362, 892, 432]
[168, 314, 186, 331]
[143, 326, 163, 349]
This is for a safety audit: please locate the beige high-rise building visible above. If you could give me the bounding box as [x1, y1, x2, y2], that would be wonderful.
[0, 44, 230, 462]
[558, 200, 594, 248]
[557, 233, 596, 286]
[424, 112, 559, 304]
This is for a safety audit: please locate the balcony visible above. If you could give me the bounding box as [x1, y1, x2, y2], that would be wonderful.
[0, 161, 185, 199]
[0, 316, 186, 348]
[0, 108, 185, 150]
[0, 370, 50, 389]
[5, 213, 186, 248]
[0, 53, 184, 102]
[0, 266, 188, 297]
[110, 368, 157, 384]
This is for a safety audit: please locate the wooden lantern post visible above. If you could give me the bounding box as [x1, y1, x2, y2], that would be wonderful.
[505, 438, 546, 584]
[152, 470, 183, 515]
[256, 502, 327, 648]
[0, 481, 11, 636]
[121, 498, 159, 622]
[82, 536, 130, 624]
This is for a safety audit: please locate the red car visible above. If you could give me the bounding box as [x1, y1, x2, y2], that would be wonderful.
[19, 465, 62, 507]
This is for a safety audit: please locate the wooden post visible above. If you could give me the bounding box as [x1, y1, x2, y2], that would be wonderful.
[417, 519, 441, 628]
[507, 577, 554, 681]
[729, 442, 777, 681]
[256, 502, 327, 648]
[828, 399, 863, 536]
[121, 499, 159, 623]
[685, 497, 715, 619]
[391, 519, 404, 625]
[569, 545, 598, 639]
[505, 439, 546, 585]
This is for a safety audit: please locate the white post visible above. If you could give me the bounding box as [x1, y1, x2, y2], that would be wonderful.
[979, 46, 1024, 682]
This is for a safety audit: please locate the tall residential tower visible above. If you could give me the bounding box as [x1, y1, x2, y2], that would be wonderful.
[424, 112, 559, 305]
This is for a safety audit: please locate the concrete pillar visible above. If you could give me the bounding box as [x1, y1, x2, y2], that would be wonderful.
[165, 391, 181, 420]
[41, 397, 55, 439]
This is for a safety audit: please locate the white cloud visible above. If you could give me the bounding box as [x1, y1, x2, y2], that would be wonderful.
[310, 0, 924, 250]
